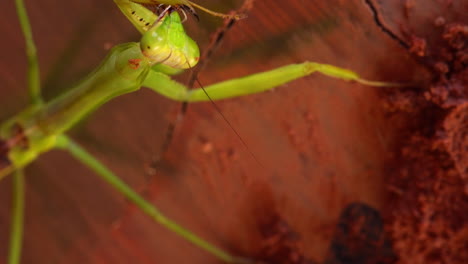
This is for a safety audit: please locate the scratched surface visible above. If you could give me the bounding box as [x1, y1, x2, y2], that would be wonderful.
[0, 0, 440, 263]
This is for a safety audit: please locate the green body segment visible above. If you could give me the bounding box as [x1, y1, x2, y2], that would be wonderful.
[0, 43, 149, 179]
[40, 43, 149, 135]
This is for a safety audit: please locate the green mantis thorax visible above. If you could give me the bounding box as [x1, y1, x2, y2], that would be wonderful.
[0, 1, 238, 179]
[0, 10, 194, 179]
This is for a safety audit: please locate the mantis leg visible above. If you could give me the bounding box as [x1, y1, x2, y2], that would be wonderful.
[8, 169, 25, 264]
[54, 135, 251, 264]
[8, 0, 39, 260]
[143, 62, 401, 102]
[14, 0, 42, 106]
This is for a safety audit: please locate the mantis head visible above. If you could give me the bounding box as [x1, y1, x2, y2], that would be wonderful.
[140, 11, 200, 69]
[114, 0, 245, 70]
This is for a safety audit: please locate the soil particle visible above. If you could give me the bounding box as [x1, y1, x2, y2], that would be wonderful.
[408, 36, 427, 57]
[383, 15, 468, 264]
[444, 103, 468, 180]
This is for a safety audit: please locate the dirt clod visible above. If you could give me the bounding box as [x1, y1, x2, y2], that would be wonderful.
[384, 15, 468, 264]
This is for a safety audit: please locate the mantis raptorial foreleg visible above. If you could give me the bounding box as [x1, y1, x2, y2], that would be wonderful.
[7, 0, 37, 262]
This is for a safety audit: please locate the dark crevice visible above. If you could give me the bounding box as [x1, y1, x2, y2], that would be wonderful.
[364, 0, 411, 50]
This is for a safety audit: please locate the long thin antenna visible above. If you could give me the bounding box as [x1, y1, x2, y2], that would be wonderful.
[187, 0, 262, 166]
[187, 0, 255, 89]
[194, 77, 264, 167]
[187, 1, 246, 20]
[153, 0, 257, 169]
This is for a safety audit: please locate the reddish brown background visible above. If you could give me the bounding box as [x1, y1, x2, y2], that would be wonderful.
[0, 0, 466, 263]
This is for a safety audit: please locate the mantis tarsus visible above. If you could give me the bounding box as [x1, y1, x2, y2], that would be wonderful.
[0, 0, 402, 263]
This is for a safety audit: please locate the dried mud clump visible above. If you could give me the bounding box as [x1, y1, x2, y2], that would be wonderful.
[255, 203, 395, 264]
[384, 20, 468, 264]
[325, 203, 395, 264]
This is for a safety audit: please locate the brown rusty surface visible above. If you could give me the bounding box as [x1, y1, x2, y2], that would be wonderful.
[0, 0, 466, 263]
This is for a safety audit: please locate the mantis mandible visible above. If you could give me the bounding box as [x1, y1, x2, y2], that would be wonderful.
[1, 0, 401, 263]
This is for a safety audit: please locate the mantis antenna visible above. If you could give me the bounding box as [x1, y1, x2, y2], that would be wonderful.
[186, 1, 246, 20]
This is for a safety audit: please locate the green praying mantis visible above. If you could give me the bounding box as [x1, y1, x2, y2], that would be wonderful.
[0, 0, 402, 263]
